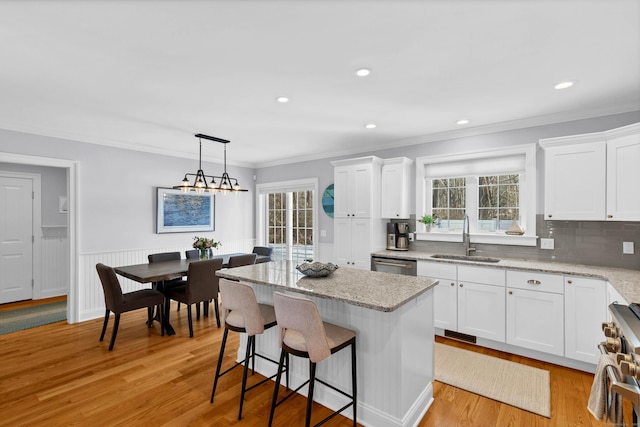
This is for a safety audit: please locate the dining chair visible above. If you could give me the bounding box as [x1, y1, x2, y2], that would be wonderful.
[164, 258, 224, 337]
[268, 291, 357, 427]
[227, 253, 257, 268]
[252, 246, 273, 263]
[149, 251, 189, 313]
[95, 263, 165, 351]
[211, 278, 282, 420]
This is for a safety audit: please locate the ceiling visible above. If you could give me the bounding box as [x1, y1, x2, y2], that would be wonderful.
[0, 1, 638, 168]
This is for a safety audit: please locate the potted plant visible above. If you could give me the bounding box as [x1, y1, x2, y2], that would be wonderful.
[418, 214, 437, 232]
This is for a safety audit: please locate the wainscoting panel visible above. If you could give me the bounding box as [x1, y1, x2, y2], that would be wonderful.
[39, 226, 68, 299]
[78, 239, 256, 322]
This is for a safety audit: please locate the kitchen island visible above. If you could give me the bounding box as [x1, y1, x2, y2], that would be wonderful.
[217, 260, 438, 427]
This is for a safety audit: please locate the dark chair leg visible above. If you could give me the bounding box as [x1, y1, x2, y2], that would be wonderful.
[251, 335, 256, 375]
[159, 303, 165, 337]
[211, 328, 229, 403]
[213, 297, 221, 328]
[147, 306, 153, 327]
[306, 361, 316, 427]
[100, 309, 110, 342]
[203, 300, 209, 318]
[238, 335, 254, 420]
[268, 349, 287, 427]
[196, 302, 201, 321]
[352, 341, 357, 426]
[164, 298, 171, 331]
[108, 313, 121, 351]
[187, 305, 194, 338]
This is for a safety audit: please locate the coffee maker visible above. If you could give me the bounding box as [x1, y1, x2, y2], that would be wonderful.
[387, 222, 410, 251]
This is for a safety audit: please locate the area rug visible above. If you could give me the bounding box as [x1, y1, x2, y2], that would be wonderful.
[0, 301, 67, 335]
[434, 342, 551, 417]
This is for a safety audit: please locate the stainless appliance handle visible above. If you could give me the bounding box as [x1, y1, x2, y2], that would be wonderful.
[598, 342, 640, 406]
[374, 260, 414, 269]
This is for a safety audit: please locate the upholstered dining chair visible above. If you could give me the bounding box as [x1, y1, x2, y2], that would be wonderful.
[164, 258, 224, 337]
[268, 291, 357, 427]
[211, 278, 282, 420]
[252, 246, 273, 263]
[95, 263, 165, 351]
[149, 251, 189, 313]
[227, 253, 257, 268]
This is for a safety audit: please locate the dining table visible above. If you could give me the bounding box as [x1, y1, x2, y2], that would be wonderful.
[113, 253, 250, 335]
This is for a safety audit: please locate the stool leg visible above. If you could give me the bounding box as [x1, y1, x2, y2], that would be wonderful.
[306, 361, 317, 427]
[211, 328, 229, 403]
[352, 340, 357, 426]
[268, 349, 287, 427]
[238, 335, 254, 420]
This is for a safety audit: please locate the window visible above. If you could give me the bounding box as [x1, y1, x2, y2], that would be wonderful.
[257, 179, 318, 263]
[416, 144, 536, 246]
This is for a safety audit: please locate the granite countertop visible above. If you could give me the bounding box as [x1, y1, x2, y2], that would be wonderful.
[373, 249, 640, 303]
[217, 260, 438, 312]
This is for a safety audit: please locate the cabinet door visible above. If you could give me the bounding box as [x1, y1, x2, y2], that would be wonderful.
[458, 282, 505, 342]
[381, 162, 410, 219]
[334, 218, 352, 267]
[351, 219, 372, 269]
[334, 167, 351, 218]
[544, 142, 606, 220]
[506, 288, 564, 356]
[565, 277, 606, 363]
[352, 165, 373, 218]
[607, 132, 640, 221]
[434, 278, 457, 330]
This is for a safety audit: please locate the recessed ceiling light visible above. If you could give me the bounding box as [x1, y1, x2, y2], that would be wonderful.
[276, 96, 289, 103]
[554, 81, 574, 90]
[456, 119, 469, 125]
[365, 123, 377, 129]
[355, 68, 371, 77]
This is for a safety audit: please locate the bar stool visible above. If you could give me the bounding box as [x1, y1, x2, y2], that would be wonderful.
[268, 292, 357, 427]
[210, 278, 284, 420]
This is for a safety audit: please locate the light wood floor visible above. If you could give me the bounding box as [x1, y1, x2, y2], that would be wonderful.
[0, 298, 625, 426]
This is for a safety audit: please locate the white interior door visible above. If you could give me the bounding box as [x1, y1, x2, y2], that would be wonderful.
[0, 176, 33, 303]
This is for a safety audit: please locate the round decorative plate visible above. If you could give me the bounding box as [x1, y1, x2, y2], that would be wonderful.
[322, 184, 334, 218]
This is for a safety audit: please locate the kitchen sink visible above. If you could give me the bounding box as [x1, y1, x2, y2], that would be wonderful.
[431, 254, 501, 263]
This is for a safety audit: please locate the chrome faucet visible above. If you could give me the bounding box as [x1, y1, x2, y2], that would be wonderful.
[463, 214, 476, 256]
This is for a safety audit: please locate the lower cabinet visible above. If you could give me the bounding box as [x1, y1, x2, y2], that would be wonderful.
[418, 259, 607, 365]
[565, 276, 607, 364]
[335, 218, 384, 269]
[457, 266, 506, 342]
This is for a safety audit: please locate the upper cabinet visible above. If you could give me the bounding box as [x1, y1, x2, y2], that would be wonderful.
[331, 156, 383, 218]
[541, 122, 640, 221]
[381, 157, 413, 219]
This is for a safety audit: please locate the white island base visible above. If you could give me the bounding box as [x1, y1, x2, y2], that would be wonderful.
[238, 283, 435, 427]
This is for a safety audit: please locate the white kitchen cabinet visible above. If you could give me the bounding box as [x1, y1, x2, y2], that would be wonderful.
[506, 271, 564, 356]
[540, 122, 640, 221]
[542, 140, 606, 221]
[332, 156, 382, 219]
[457, 266, 506, 342]
[565, 276, 606, 364]
[381, 157, 413, 219]
[418, 261, 457, 330]
[606, 131, 640, 221]
[334, 218, 385, 270]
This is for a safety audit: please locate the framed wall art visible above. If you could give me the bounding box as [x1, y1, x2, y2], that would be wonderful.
[156, 187, 215, 233]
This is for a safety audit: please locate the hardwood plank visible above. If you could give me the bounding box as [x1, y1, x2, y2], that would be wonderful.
[0, 307, 615, 426]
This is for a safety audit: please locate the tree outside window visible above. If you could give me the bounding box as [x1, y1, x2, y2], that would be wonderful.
[432, 177, 466, 230]
[478, 174, 520, 231]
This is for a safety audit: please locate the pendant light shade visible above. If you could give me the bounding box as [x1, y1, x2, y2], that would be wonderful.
[174, 133, 248, 194]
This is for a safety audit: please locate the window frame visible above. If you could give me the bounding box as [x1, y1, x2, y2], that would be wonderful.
[255, 178, 318, 260]
[415, 144, 537, 246]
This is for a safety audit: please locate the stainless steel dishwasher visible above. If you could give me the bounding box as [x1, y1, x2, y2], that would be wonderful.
[371, 256, 417, 275]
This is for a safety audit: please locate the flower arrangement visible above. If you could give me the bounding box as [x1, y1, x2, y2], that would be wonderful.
[192, 236, 221, 251]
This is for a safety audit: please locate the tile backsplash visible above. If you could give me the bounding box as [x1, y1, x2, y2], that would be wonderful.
[407, 215, 640, 270]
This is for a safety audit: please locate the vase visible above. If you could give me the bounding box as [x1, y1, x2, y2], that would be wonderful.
[199, 249, 209, 260]
[425, 226, 431, 232]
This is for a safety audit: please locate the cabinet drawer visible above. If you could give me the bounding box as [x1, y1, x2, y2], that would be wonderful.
[417, 261, 456, 280]
[458, 265, 505, 286]
[507, 270, 564, 294]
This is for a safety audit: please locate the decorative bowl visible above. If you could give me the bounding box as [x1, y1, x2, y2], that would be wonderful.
[296, 262, 339, 278]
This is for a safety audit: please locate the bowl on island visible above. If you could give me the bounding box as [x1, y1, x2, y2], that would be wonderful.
[296, 262, 339, 278]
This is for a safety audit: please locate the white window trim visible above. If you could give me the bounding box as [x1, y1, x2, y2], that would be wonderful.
[255, 178, 319, 255]
[415, 144, 537, 247]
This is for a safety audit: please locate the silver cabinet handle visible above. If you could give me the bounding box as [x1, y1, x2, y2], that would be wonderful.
[374, 261, 413, 269]
[527, 279, 541, 285]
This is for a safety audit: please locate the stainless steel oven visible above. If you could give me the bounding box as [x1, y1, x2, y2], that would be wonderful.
[371, 256, 417, 276]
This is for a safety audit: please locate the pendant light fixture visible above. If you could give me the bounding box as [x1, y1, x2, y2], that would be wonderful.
[174, 133, 248, 194]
